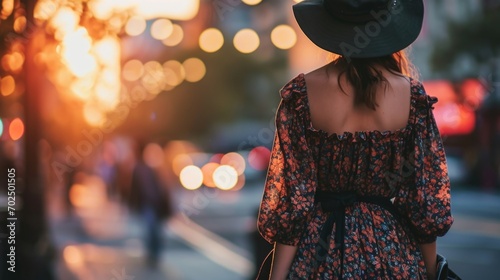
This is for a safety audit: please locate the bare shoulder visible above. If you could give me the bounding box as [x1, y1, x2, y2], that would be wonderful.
[303, 65, 340, 96]
[304, 66, 326, 86]
[384, 72, 411, 94]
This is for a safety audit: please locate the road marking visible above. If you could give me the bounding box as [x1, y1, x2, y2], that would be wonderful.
[167, 214, 255, 277]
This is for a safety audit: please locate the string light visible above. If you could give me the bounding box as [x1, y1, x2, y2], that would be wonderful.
[199, 28, 224, 53]
[242, 0, 262, 5]
[9, 118, 24, 141]
[183, 58, 206, 82]
[233, 29, 260, 54]
[271, 24, 297, 50]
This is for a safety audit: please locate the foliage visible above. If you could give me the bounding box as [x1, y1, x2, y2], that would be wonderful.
[431, 11, 500, 74]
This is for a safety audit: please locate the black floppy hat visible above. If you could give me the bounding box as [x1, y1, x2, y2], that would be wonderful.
[293, 0, 424, 58]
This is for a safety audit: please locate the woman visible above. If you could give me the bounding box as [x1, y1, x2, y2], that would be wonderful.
[257, 0, 454, 279]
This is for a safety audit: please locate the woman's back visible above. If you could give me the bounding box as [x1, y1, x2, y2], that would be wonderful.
[258, 72, 454, 279]
[257, 1, 454, 279]
[305, 64, 412, 137]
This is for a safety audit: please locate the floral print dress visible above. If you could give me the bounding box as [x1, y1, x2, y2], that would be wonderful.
[258, 74, 454, 279]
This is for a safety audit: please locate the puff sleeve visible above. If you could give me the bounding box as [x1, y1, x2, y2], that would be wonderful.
[395, 86, 454, 244]
[257, 77, 317, 246]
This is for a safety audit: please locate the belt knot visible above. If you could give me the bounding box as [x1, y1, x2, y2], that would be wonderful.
[313, 190, 396, 258]
[316, 191, 357, 211]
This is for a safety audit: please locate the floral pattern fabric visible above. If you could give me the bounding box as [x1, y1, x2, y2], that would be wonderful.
[257, 74, 454, 279]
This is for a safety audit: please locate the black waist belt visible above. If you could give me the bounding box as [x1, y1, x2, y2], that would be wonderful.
[314, 191, 399, 271]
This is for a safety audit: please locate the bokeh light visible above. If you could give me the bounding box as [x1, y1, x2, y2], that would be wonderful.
[93, 36, 120, 67]
[129, 85, 150, 102]
[150, 18, 174, 40]
[3, 51, 25, 73]
[94, 83, 119, 111]
[162, 24, 184, 47]
[102, 66, 120, 85]
[108, 16, 124, 32]
[233, 29, 260, 54]
[125, 16, 147, 36]
[34, 1, 57, 21]
[213, 165, 238, 190]
[49, 7, 79, 38]
[172, 154, 194, 176]
[201, 162, 220, 187]
[69, 184, 89, 208]
[162, 82, 175, 92]
[63, 245, 84, 265]
[95, 67, 120, 110]
[1, 75, 15, 96]
[88, 0, 114, 20]
[183, 58, 206, 82]
[123, 60, 144, 82]
[210, 153, 224, 163]
[242, 0, 262, 5]
[13, 15, 27, 33]
[461, 79, 486, 110]
[134, 0, 200, 20]
[83, 103, 105, 126]
[70, 176, 107, 209]
[232, 174, 246, 191]
[180, 165, 203, 190]
[53, 68, 73, 87]
[0, 119, 4, 138]
[271, 24, 297, 50]
[141, 61, 166, 95]
[221, 152, 246, 175]
[9, 118, 24, 141]
[0, 0, 14, 19]
[70, 75, 94, 101]
[163, 60, 185, 87]
[60, 27, 92, 54]
[67, 53, 97, 78]
[69, 0, 199, 21]
[166, 140, 199, 178]
[69, 184, 86, 207]
[143, 143, 164, 168]
[60, 28, 97, 78]
[248, 146, 271, 170]
[199, 28, 224, 53]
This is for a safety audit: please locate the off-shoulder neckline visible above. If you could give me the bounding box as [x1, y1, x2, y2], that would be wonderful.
[296, 73, 419, 141]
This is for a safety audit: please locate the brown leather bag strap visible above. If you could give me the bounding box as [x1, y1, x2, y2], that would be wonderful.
[255, 249, 274, 280]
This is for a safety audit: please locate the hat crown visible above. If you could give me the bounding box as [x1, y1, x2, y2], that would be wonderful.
[324, 0, 398, 23]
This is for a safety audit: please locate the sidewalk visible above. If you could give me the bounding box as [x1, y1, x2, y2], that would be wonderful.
[50, 201, 182, 280]
[48, 185, 254, 280]
[48, 182, 500, 280]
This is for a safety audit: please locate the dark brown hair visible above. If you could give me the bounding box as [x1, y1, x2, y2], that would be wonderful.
[329, 51, 418, 110]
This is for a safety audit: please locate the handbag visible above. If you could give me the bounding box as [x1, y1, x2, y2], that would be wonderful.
[436, 253, 462, 280]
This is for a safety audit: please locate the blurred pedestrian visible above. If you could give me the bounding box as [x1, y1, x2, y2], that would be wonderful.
[97, 140, 119, 201]
[129, 141, 173, 269]
[257, 1, 454, 279]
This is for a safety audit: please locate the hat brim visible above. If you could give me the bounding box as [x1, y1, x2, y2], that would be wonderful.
[293, 0, 424, 58]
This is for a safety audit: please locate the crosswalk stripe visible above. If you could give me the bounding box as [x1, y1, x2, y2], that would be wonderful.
[168, 214, 255, 277]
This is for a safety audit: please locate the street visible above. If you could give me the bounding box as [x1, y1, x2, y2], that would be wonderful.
[49, 183, 500, 280]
